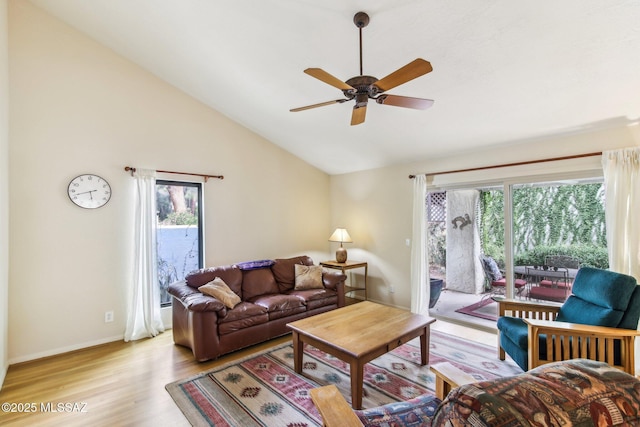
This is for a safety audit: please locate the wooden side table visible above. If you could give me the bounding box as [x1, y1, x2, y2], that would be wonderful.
[320, 260, 368, 300]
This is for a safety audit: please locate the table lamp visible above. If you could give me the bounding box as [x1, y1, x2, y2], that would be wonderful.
[329, 228, 352, 263]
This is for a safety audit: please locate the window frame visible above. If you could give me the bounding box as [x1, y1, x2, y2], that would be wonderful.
[156, 179, 204, 307]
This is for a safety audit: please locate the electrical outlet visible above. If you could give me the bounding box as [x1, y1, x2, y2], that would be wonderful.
[389, 285, 395, 294]
[104, 311, 114, 323]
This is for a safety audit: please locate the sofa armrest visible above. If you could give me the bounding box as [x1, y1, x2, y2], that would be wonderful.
[310, 385, 363, 427]
[322, 269, 347, 290]
[168, 280, 227, 313]
[525, 318, 640, 374]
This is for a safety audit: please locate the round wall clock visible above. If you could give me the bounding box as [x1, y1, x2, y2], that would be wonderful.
[67, 174, 112, 209]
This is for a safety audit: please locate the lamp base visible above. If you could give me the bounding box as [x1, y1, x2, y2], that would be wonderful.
[336, 247, 348, 263]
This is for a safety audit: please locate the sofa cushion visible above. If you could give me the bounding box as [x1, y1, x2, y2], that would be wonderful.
[432, 359, 640, 426]
[556, 267, 637, 327]
[271, 256, 314, 292]
[217, 302, 267, 323]
[241, 268, 279, 300]
[218, 308, 269, 335]
[185, 265, 243, 297]
[217, 302, 269, 335]
[572, 267, 637, 310]
[496, 316, 528, 349]
[294, 264, 324, 290]
[250, 294, 305, 312]
[198, 278, 241, 309]
[288, 288, 338, 310]
[556, 295, 624, 327]
[250, 294, 307, 321]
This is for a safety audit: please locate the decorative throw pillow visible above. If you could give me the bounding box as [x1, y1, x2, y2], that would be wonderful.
[483, 256, 503, 281]
[294, 264, 324, 290]
[199, 277, 241, 309]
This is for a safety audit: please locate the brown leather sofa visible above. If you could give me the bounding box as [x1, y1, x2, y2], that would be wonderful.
[168, 255, 347, 361]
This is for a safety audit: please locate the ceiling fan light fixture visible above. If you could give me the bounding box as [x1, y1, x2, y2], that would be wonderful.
[355, 93, 369, 107]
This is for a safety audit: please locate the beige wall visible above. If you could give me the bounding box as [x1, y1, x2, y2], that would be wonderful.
[7, 1, 330, 363]
[1, 0, 9, 384]
[330, 125, 640, 308]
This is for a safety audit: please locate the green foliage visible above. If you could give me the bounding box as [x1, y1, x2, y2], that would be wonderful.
[428, 182, 608, 271]
[513, 244, 608, 269]
[479, 182, 608, 269]
[428, 222, 446, 265]
[163, 211, 198, 225]
[479, 190, 504, 253]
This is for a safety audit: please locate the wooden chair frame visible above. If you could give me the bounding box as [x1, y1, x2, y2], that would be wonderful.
[310, 385, 363, 427]
[495, 297, 640, 375]
[310, 363, 475, 427]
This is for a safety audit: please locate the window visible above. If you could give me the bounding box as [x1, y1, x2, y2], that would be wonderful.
[156, 181, 203, 306]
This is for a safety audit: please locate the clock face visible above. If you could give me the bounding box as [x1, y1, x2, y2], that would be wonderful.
[67, 174, 112, 209]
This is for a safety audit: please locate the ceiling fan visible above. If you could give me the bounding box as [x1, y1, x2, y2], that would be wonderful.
[290, 11, 434, 126]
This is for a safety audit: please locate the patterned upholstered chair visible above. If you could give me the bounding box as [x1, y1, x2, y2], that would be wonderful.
[311, 360, 640, 426]
[480, 255, 527, 298]
[496, 266, 640, 373]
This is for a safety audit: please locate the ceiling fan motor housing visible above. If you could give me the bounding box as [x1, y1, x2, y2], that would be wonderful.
[344, 75, 380, 102]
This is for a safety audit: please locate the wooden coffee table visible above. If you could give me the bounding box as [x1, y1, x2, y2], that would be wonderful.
[287, 301, 436, 409]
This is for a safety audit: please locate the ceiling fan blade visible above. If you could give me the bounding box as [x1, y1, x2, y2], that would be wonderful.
[304, 68, 355, 92]
[373, 59, 433, 92]
[351, 105, 367, 126]
[290, 99, 347, 112]
[376, 94, 434, 110]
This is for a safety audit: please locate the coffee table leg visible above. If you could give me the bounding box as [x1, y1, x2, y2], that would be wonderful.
[420, 326, 429, 365]
[350, 360, 364, 410]
[292, 331, 303, 374]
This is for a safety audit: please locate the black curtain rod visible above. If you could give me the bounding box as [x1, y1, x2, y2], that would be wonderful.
[408, 151, 602, 179]
[124, 166, 223, 182]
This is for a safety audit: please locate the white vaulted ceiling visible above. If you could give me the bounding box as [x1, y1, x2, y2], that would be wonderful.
[29, 0, 640, 175]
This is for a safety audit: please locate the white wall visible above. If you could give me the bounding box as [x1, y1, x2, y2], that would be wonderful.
[7, 1, 331, 363]
[331, 125, 640, 308]
[0, 0, 9, 385]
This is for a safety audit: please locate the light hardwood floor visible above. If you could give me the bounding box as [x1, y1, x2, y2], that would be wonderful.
[0, 309, 496, 427]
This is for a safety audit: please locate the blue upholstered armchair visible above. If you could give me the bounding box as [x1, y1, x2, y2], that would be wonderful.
[496, 267, 640, 374]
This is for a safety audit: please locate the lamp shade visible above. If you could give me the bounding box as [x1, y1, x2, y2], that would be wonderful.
[329, 228, 352, 243]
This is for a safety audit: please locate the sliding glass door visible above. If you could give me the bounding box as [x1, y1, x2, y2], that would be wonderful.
[427, 174, 607, 328]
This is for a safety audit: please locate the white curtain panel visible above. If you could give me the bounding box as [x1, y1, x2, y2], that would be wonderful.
[125, 168, 165, 341]
[602, 148, 640, 279]
[410, 174, 430, 314]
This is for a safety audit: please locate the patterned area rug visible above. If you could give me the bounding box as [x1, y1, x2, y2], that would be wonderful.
[455, 298, 498, 321]
[166, 330, 521, 426]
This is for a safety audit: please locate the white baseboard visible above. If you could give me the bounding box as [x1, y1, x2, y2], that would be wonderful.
[8, 335, 124, 365]
[9, 308, 173, 365]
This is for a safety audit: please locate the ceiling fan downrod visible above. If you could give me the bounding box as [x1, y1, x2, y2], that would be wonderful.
[354, 12, 369, 76]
